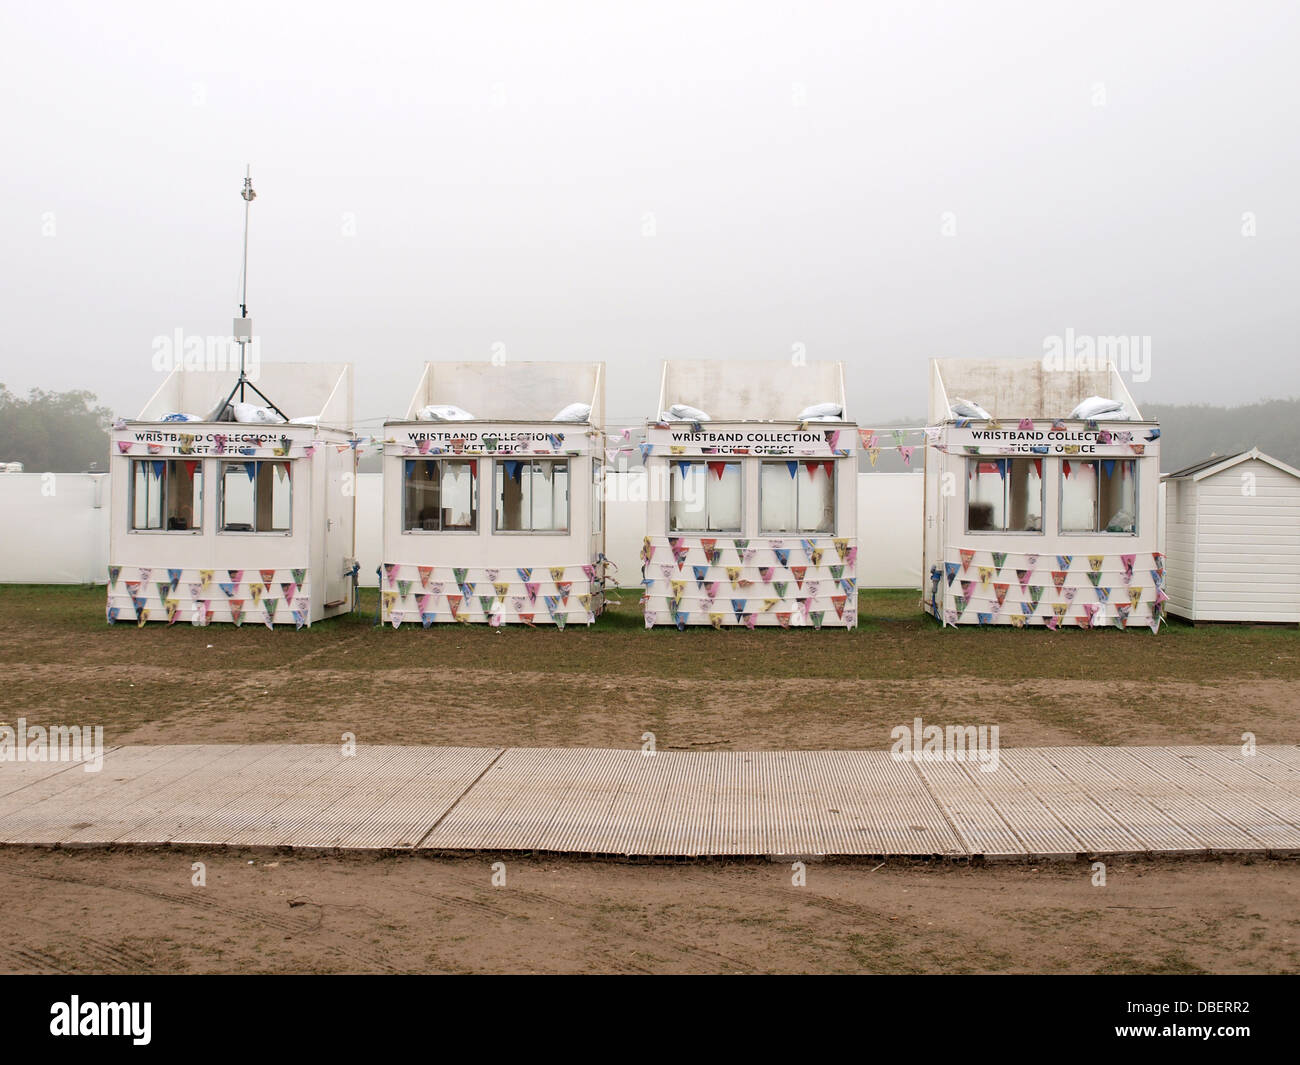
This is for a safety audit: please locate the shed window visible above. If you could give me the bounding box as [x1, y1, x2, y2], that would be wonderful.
[966, 458, 1043, 533]
[760, 460, 835, 533]
[495, 459, 569, 532]
[1061, 459, 1136, 534]
[669, 460, 741, 533]
[404, 459, 477, 531]
[130, 459, 202, 531]
[220, 460, 292, 533]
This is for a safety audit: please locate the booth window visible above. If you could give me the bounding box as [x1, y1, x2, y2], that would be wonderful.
[1061, 459, 1137, 534]
[219, 460, 292, 533]
[495, 459, 569, 532]
[403, 459, 477, 531]
[591, 459, 603, 535]
[760, 460, 835, 533]
[669, 460, 741, 533]
[130, 459, 202, 531]
[966, 457, 1043, 533]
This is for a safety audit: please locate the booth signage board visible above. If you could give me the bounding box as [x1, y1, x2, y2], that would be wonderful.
[112, 422, 335, 459]
[941, 421, 1158, 457]
[644, 423, 855, 458]
[385, 422, 596, 457]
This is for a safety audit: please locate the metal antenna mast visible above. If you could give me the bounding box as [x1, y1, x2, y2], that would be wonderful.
[218, 165, 288, 419]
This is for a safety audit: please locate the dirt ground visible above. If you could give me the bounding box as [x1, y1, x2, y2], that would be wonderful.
[0, 849, 1296, 975]
[2, 586, 1298, 750]
[1, 585, 1298, 975]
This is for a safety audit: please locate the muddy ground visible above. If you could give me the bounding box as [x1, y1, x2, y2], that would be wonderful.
[0, 849, 1296, 975]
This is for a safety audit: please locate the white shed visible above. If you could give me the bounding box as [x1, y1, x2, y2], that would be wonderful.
[922, 357, 1165, 630]
[107, 362, 357, 627]
[1162, 448, 1300, 624]
[641, 360, 859, 629]
[380, 361, 607, 627]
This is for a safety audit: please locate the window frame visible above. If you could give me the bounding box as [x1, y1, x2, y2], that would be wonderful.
[1058, 458, 1139, 536]
[758, 459, 837, 535]
[217, 459, 294, 535]
[401, 458, 480, 534]
[963, 457, 1045, 536]
[128, 458, 204, 534]
[668, 459, 743, 535]
[492, 457, 571, 535]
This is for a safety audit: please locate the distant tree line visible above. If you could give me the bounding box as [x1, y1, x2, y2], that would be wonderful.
[1145, 399, 1300, 473]
[0, 385, 113, 472]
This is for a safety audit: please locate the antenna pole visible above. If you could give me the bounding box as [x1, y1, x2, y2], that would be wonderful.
[217, 166, 286, 421]
[237, 165, 255, 402]
[240, 164, 252, 321]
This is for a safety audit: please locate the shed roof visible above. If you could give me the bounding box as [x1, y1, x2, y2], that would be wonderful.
[1162, 447, 1300, 482]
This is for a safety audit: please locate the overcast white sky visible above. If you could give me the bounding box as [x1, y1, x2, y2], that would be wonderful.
[2, 0, 1297, 429]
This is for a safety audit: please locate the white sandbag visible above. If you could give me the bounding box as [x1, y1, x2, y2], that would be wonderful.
[949, 397, 993, 420]
[160, 412, 203, 422]
[289, 415, 322, 426]
[797, 402, 843, 421]
[416, 404, 476, 421]
[1069, 395, 1129, 420]
[553, 402, 592, 422]
[231, 402, 285, 424]
[666, 403, 711, 421]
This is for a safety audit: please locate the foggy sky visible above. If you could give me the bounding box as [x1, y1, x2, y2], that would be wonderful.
[3, 0, 1297, 432]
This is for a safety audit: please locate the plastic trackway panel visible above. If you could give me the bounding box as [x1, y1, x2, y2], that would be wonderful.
[116, 744, 334, 844]
[1026, 747, 1205, 854]
[1124, 747, 1300, 852]
[910, 759, 1028, 858]
[420, 748, 964, 857]
[148, 745, 500, 849]
[0, 751, 118, 802]
[1251, 747, 1300, 788]
[53, 745, 257, 845]
[1073, 747, 1265, 852]
[224, 745, 501, 849]
[995, 749, 1144, 854]
[0, 746, 205, 844]
[937, 753, 1094, 857]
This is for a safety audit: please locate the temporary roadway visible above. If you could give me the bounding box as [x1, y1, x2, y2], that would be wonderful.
[2, 744, 1299, 859]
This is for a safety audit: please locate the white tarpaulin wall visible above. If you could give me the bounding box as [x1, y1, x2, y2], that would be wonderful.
[405, 362, 604, 425]
[2, 470, 934, 591]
